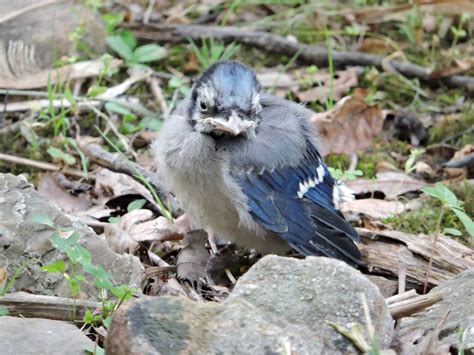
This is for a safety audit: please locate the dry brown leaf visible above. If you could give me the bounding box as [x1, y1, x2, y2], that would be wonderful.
[311, 94, 384, 156]
[177, 230, 209, 282]
[294, 68, 359, 103]
[350, 1, 474, 24]
[345, 171, 427, 199]
[430, 58, 474, 78]
[129, 216, 183, 243]
[341, 198, 421, 220]
[93, 168, 165, 214]
[359, 37, 393, 55]
[37, 173, 92, 214]
[0, 1, 106, 88]
[104, 210, 186, 254]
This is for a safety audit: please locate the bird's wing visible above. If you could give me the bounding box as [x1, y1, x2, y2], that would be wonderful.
[227, 96, 361, 266]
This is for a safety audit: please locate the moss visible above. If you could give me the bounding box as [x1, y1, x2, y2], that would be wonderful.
[325, 154, 350, 170]
[428, 108, 474, 148]
[384, 184, 473, 245]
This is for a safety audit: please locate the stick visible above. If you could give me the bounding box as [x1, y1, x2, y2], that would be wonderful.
[388, 292, 443, 319]
[386, 289, 417, 305]
[0, 153, 93, 180]
[0, 292, 101, 322]
[124, 23, 474, 91]
[79, 143, 180, 216]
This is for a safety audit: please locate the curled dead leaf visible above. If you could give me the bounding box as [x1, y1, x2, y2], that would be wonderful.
[104, 210, 185, 255]
[311, 94, 384, 156]
[345, 171, 426, 199]
[341, 198, 422, 220]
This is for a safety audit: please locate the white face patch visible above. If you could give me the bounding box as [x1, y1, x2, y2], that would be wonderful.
[251, 92, 262, 113]
[198, 83, 216, 108]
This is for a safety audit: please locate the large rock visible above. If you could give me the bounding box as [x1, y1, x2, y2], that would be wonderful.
[399, 268, 474, 354]
[106, 255, 393, 354]
[0, 316, 93, 354]
[0, 173, 143, 298]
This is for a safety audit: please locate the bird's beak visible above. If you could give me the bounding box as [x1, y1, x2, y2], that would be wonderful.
[205, 111, 255, 136]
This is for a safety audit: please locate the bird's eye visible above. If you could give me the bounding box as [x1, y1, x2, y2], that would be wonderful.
[200, 101, 208, 111]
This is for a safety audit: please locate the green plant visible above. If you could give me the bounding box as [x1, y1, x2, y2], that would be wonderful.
[397, 7, 422, 45]
[31, 214, 138, 325]
[420, 182, 474, 292]
[422, 183, 474, 238]
[188, 37, 240, 70]
[404, 148, 425, 174]
[450, 13, 469, 48]
[328, 167, 363, 181]
[106, 31, 167, 67]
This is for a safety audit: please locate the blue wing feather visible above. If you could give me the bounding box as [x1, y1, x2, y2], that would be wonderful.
[232, 142, 361, 266]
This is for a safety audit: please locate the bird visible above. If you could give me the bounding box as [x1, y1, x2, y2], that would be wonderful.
[152, 60, 361, 267]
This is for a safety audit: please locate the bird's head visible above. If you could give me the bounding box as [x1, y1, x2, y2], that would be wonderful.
[189, 60, 262, 138]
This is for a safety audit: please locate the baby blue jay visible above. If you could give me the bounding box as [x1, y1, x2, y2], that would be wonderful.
[153, 60, 361, 266]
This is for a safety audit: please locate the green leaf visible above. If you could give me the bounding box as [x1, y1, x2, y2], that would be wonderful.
[105, 101, 135, 117]
[41, 260, 65, 273]
[87, 85, 107, 97]
[436, 183, 458, 207]
[47, 146, 76, 165]
[83, 309, 94, 324]
[421, 186, 444, 201]
[442, 228, 462, 236]
[106, 36, 133, 61]
[110, 285, 132, 300]
[127, 199, 147, 212]
[103, 315, 112, 329]
[453, 209, 474, 238]
[30, 213, 55, 227]
[108, 216, 120, 224]
[66, 245, 91, 265]
[132, 44, 167, 63]
[120, 30, 137, 50]
[144, 116, 163, 131]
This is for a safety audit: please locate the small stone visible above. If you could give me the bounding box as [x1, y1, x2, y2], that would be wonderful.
[0, 316, 93, 354]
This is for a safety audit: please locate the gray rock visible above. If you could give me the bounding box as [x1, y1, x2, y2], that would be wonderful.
[106, 255, 393, 354]
[399, 268, 474, 354]
[0, 316, 93, 354]
[0, 173, 143, 299]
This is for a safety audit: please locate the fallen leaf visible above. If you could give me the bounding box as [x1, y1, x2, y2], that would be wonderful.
[430, 57, 474, 78]
[0, 1, 108, 88]
[37, 173, 92, 214]
[341, 198, 422, 220]
[295, 67, 359, 103]
[311, 94, 384, 156]
[349, 1, 474, 25]
[93, 168, 166, 215]
[345, 171, 427, 199]
[104, 210, 186, 255]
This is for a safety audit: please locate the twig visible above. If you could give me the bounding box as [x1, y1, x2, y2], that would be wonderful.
[147, 76, 169, 119]
[387, 289, 417, 305]
[388, 292, 443, 319]
[0, 153, 93, 180]
[79, 143, 180, 216]
[0, 292, 101, 322]
[124, 23, 474, 91]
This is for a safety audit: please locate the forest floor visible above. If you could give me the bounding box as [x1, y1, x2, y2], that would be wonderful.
[0, 0, 473, 353]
